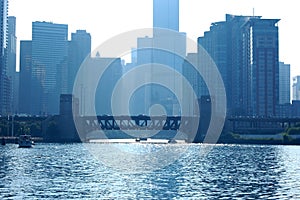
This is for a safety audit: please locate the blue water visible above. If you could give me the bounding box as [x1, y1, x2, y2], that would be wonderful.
[1, 143, 300, 199]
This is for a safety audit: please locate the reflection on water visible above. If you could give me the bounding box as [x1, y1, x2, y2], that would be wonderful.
[0, 144, 300, 199]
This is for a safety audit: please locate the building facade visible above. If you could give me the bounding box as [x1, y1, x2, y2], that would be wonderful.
[153, 0, 179, 32]
[31, 21, 68, 115]
[133, 0, 185, 115]
[7, 16, 18, 113]
[68, 30, 91, 93]
[279, 62, 290, 104]
[198, 14, 280, 117]
[293, 76, 300, 101]
[245, 18, 280, 117]
[0, 0, 9, 114]
[74, 55, 122, 116]
[19, 40, 32, 114]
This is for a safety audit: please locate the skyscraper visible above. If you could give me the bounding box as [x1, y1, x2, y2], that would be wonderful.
[199, 14, 280, 117]
[68, 30, 91, 93]
[134, 0, 185, 115]
[153, 0, 179, 32]
[279, 62, 290, 104]
[19, 40, 32, 114]
[293, 76, 300, 101]
[7, 16, 16, 78]
[7, 16, 17, 113]
[0, 0, 8, 114]
[245, 18, 279, 117]
[31, 21, 68, 115]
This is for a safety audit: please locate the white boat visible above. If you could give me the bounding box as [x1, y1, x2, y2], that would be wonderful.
[18, 135, 34, 148]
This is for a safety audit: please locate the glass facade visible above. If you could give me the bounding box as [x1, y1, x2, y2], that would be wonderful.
[153, 0, 179, 32]
[31, 21, 68, 115]
[198, 14, 280, 117]
[0, 0, 9, 114]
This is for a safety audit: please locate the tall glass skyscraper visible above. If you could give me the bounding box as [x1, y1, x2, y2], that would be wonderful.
[0, 0, 8, 114]
[7, 16, 17, 113]
[153, 0, 179, 32]
[199, 14, 280, 117]
[31, 21, 68, 115]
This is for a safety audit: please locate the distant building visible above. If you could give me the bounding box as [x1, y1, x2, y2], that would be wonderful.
[153, 0, 179, 32]
[182, 53, 199, 115]
[31, 21, 68, 115]
[293, 76, 300, 100]
[279, 62, 290, 104]
[75, 56, 122, 116]
[198, 14, 280, 117]
[133, 0, 186, 115]
[68, 30, 91, 93]
[19, 41, 32, 114]
[291, 100, 300, 117]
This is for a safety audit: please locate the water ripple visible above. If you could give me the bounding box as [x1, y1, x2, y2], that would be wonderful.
[1, 144, 300, 199]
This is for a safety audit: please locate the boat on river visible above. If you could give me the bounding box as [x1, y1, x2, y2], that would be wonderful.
[18, 135, 34, 148]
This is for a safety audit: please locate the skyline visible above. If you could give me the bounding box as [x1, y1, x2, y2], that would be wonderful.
[8, 0, 300, 79]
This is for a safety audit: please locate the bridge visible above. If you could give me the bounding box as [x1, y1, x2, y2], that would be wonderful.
[74, 115, 200, 141]
[3, 114, 300, 142]
[80, 115, 199, 131]
[227, 116, 300, 134]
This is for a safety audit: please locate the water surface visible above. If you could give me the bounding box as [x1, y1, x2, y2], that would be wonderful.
[1, 143, 300, 199]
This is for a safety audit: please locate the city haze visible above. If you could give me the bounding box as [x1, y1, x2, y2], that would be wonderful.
[9, 0, 300, 79]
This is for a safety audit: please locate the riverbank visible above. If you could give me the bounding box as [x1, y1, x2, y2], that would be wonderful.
[1, 136, 43, 144]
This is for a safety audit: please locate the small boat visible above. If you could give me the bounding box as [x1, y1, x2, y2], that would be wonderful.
[18, 135, 34, 148]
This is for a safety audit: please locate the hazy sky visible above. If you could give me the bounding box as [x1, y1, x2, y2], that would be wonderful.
[9, 0, 300, 78]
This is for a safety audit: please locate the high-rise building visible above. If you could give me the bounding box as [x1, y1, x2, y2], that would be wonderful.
[245, 18, 279, 117]
[7, 16, 18, 113]
[153, 0, 179, 32]
[74, 55, 122, 116]
[133, 0, 185, 115]
[31, 21, 68, 115]
[19, 40, 32, 114]
[0, 0, 9, 114]
[293, 76, 300, 101]
[279, 62, 290, 104]
[68, 30, 91, 93]
[198, 14, 280, 117]
[7, 16, 16, 78]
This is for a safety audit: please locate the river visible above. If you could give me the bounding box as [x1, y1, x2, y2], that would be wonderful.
[1, 143, 300, 199]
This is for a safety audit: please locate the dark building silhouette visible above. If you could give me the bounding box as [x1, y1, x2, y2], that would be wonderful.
[19, 41, 32, 114]
[43, 94, 80, 142]
[193, 96, 215, 143]
[198, 14, 280, 117]
[59, 94, 79, 116]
